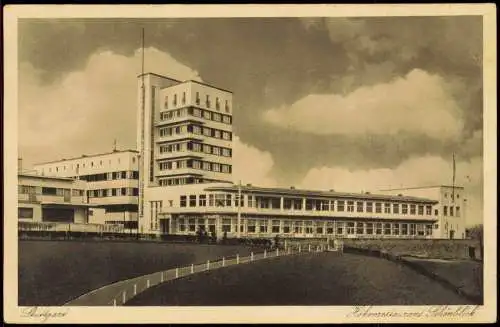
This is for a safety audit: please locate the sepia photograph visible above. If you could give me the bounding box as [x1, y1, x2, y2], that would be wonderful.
[3, 4, 497, 324]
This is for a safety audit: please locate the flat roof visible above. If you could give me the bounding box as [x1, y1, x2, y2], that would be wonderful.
[18, 173, 77, 182]
[33, 149, 139, 165]
[379, 185, 464, 191]
[137, 72, 182, 83]
[137, 72, 232, 94]
[204, 185, 438, 204]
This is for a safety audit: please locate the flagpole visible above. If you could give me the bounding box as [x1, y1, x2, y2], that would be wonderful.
[138, 28, 145, 239]
[452, 153, 456, 203]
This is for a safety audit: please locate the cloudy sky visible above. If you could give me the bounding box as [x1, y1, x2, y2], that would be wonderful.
[17, 16, 484, 225]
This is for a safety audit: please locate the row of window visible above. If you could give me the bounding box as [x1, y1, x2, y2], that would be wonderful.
[158, 141, 232, 158]
[158, 177, 204, 186]
[176, 217, 434, 237]
[160, 107, 232, 125]
[39, 156, 136, 174]
[444, 192, 460, 200]
[18, 185, 84, 197]
[158, 124, 232, 141]
[159, 160, 231, 174]
[77, 170, 139, 182]
[443, 205, 461, 217]
[164, 92, 231, 113]
[178, 193, 437, 216]
[87, 188, 139, 198]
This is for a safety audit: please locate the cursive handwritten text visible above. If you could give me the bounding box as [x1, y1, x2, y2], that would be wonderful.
[20, 306, 69, 322]
[348, 305, 480, 319]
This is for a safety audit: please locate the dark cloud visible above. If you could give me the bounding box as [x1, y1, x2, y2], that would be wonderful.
[18, 16, 483, 184]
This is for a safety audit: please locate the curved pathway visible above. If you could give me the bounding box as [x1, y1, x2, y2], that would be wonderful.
[127, 253, 472, 306]
[65, 248, 316, 306]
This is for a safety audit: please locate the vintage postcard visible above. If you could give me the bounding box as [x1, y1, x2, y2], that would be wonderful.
[3, 4, 497, 324]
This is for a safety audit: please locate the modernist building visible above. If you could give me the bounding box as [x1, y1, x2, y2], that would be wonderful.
[18, 172, 90, 224]
[137, 72, 467, 239]
[379, 186, 467, 240]
[32, 149, 139, 229]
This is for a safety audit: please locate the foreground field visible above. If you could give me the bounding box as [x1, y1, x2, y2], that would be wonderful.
[19, 240, 258, 306]
[127, 252, 472, 306]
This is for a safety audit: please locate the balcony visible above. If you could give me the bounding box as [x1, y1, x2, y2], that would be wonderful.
[156, 133, 204, 143]
[155, 116, 205, 127]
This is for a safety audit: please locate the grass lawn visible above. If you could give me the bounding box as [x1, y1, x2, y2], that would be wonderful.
[402, 257, 483, 303]
[127, 252, 472, 306]
[19, 240, 259, 306]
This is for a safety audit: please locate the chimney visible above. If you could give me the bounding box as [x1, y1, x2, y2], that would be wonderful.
[18, 158, 22, 173]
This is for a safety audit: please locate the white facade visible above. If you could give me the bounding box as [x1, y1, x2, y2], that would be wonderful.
[142, 183, 440, 239]
[32, 150, 139, 229]
[18, 173, 90, 223]
[379, 186, 467, 239]
[137, 73, 233, 190]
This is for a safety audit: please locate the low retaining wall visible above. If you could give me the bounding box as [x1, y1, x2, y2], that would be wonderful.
[343, 238, 482, 260]
[344, 247, 483, 304]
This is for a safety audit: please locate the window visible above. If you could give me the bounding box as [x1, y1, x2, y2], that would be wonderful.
[402, 224, 409, 235]
[222, 131, 231, 140]
[456, 206, 461, 217]
[294, 221, 303, 234]
[225, 100, 230, 112]
[384, 223, 391, 235]
[443, 206, 448, 216]
[347, 201, 355, 212]
[402, 204, 408, 214]
[196, 92, 200, 105]
[450, 206, 454, 216]
[304, 221, 313, 234]
[375, 202, 382, 213]
[271, 220, 280, 233]
[337, 201, 345, 212]
[173, 94, 177, 106]
[426, 205, 432, 215]
[356, 202, 364, 212]
[259, 220, 268, 233]
[189, 195, 196, 207]
[410, 223, 416, 236]
[213, 130, 222, 139]
[337, 222, 344, 235]
[346, 222, 355, 235]
[213, 163, 221, 172]
[384, 203, 391, 214]
[366, 202, 373, 213]
[376, 223, 383, 235]
[410, 204, 416, 215]
[206, 95, 211, 108]
[356, 222, 364, 235]
[393, 203, 400, 214]
[222, 115, 231, 124]
[203, 127, 211, 137]
[164, 96, 168, 109]
[393, 223, 400, 236]
[425, 224, 433, 236]
[435, 209, 439, 215]
[178, 218, 186, 232]
[366, 223, 374, 235]
[180, 196, 187, 207]
[188, 218, 196, 232]
[182, 92, 186, 104]
[121, 188, 127, 196]
[248, 220, 257, 233]
[213, 113, 222, 122]
[418, 205, 424, 215]
[18, 208, 33, 219]
[316, 224, 324, 234]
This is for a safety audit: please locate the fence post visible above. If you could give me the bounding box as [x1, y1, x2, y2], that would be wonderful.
[161, 271, 164, 283]
[122, 291, 126, 304]
[222, 257, 225, 267]
[237, 254, 240, 264]
[308, 244, 311, 252]
[276, 248, 279, 256]
[251, 252, 254, 261]
[175, 268, 179, 278]
[284, 240, 287, 251]
[264, 249, 267, 258]
[134, 284, 137, 296]
[191, 264, 194, 274]
[113, 298, 117, 306]
[147, 279, 150, 288]
[207, 260, 210, 271]
[288, 247, 291, 255]
[299, 245, 301, 253]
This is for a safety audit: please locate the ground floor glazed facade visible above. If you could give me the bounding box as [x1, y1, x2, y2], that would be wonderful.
[158, 213, 436, 239]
